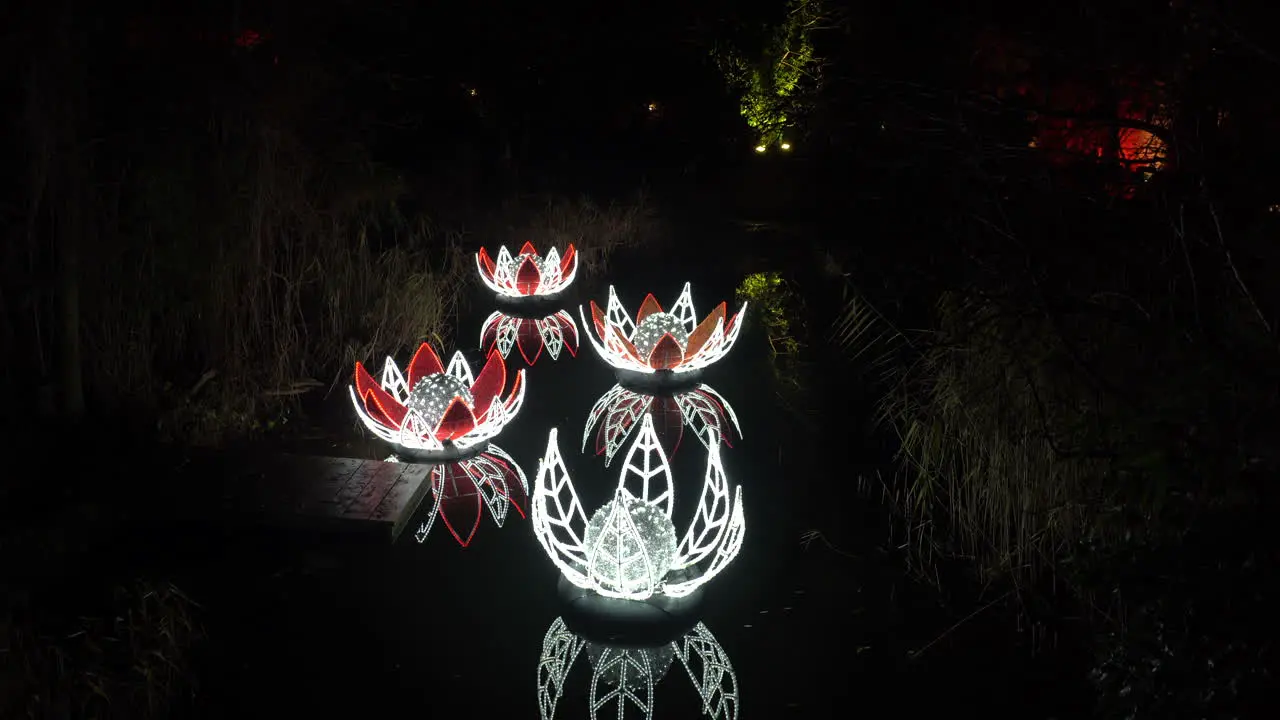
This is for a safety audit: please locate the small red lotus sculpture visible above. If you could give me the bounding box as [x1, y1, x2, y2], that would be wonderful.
[477, 241, 578, 298]
[581, 282, 747, 375]
[349, 342, 525, 458]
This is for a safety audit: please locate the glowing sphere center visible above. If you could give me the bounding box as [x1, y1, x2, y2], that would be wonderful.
[631, 312, 689, 359]
[406, 373, 473, 428]
[583, 494, 678, 594]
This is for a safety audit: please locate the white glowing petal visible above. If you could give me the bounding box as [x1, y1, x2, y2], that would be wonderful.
[669, 281, 698, 335]
[674, 623, 741, 720]
[617, 414, 674, 516]
[673, 435, 732, 569]
[445, 350, 475, 387]
[537, 617, 586, 719]
[589, 645, 657, 718]
[532, 429, 592, 587]
[414, 466, 448, 544]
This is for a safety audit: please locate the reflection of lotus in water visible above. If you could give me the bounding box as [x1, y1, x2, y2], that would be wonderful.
[477, 241, 579, 298]
[537, 616, 739, 720]
[581, 282, 747, 378]
[533, 415, 745, 601]
[408, 444, 528, 547]
[583, 383, 741, 467]
[480, 309, 578, 366]
[349, 342, 525, 461]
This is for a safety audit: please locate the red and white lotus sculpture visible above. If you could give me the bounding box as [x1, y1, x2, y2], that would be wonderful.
[581, 282, 747, 376]
[533, 415, 746, 601]
[584, 383, 741, 467]
[481, 309, 579, 366]
[349, 342, 525, 459]
[412, 444, 528, 547]
[477, 241, 579, 298]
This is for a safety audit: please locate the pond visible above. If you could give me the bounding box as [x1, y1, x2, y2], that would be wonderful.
[144, 240, 1089, 717]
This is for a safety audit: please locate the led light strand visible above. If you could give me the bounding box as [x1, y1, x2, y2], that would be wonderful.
[481, 309, 579, 365]
[413, 443, 528, 546]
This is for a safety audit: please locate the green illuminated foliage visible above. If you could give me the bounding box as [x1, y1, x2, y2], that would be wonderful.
[715, 0, 826, 148]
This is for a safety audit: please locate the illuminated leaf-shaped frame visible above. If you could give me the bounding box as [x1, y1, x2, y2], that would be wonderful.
[480, 309, 579, 365]
[536, 616, 739, 720]
[583, 382, 742, 467]
[533, 414, 746, 601]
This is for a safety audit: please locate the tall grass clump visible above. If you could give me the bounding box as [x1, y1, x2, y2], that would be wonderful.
[485, 191, 663, 283]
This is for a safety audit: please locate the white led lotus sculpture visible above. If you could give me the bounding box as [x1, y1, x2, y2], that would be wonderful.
[581, 282, 747, 376]
[584, 383, 741, 467]
[412, 444, 528, 547]
[537, 617, 739, 720]
[533, 415, 745, 601]
[480, 309, 578, 366]
[477, 241, 579, 298]
[350, 342, 526, 459]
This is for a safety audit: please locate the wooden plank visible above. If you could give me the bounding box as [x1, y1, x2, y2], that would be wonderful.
[372, 463, 435, 541]
[208, 452, 441, 540]
[341, 461, 409, 519]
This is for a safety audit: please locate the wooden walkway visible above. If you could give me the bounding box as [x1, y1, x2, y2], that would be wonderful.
[203, 453, 434, 542]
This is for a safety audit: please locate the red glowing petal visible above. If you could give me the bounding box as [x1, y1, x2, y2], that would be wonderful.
[503, 369, 525, 411]
[636, 293, 663, 324]
[648, 333, 684, 370]
[406, 342, 445, 387]
[589, 301, 608, 339]
[560, 244, 577, 278]
[478, 248, 497, 280]
[515, 256, 542, 295]
[517, 318, 544, 365]
[610, 326, 643, 363]
[435, 397, 478, 440]
[652, 398, 685, 456]
[557, 314, 579, 357]
[355, 362, 408, 428]
[481, 317, 500, 352]
[685, 302, 727, 360]
[518, 241, 537, 256]
[436, 466, 482, 547]
[470, 349, 507, 419]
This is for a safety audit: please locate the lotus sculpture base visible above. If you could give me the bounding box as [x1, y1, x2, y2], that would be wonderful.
[556, 575, 704, 646]
[615, 367, 704, 394]
[493, 289, 575, 317]
[392, 440, 490, 463]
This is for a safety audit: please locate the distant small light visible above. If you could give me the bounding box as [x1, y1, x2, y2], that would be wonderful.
[754, 145, 767, 154]
[647, 102, 658, 112]
[780, 142, 792, 151]
[468, 88, 478, 97]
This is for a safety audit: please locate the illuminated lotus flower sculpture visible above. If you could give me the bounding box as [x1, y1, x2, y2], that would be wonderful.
[477, 241, 579, 298]
[533, 415, 745, 601]
[581, 282, 747, 379]
[537, 617, 739, 720]
[412, 445, 528, 547]
[350, 342, 525, 460]
[584, 383, 741, 467]
[481, 309, 578, 366]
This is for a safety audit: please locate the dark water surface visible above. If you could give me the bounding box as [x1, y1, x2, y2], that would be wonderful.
[151, 247, 1088, 718]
